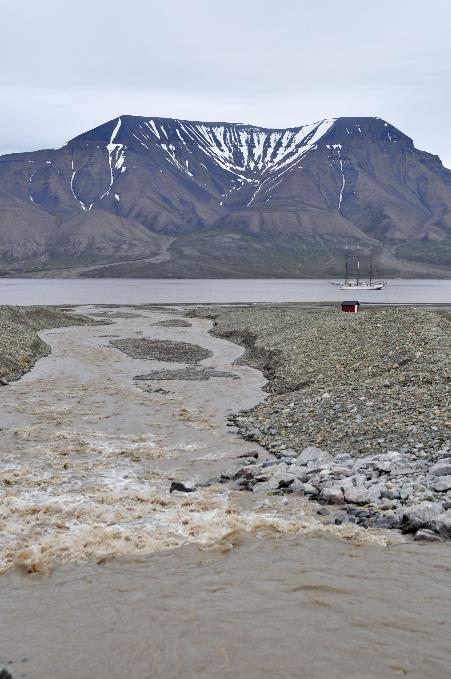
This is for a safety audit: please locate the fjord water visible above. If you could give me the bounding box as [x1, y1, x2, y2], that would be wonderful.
[0, 304, 450, 678]
[0, 277, 450, 305]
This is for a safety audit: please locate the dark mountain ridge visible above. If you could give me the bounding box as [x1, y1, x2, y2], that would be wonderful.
[0, 115, 450, 277]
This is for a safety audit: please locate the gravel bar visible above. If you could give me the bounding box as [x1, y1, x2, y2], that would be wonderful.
[134, 366, 238, 381]
[192, 305, 451, 538]
[110, 338, 212, 363]
[0, 306, 94, 383]
[153, 319, 192, 328]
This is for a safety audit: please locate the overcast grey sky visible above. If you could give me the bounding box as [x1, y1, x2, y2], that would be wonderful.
[2, 0, 451, 167]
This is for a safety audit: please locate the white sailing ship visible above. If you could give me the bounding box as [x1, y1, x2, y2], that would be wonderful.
[331, 246, 387, 290]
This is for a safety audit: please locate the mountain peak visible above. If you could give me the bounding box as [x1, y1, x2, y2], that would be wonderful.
[0, 114, 450, 278]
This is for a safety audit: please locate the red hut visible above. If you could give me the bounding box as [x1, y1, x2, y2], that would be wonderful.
[341, 300, 360, 313]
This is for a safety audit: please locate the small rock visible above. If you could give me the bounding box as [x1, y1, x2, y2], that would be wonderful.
[297, 447, 332, 466]
[330, 465, 354, 477]
[400, 485, 414, 501]
[371, 514, 397, 529]
[429, 461, 451, 477]
[243, 428, 260, 441]
[289, 479, 306, 494]
[306, 462, 330, 474]
[276, 474, 295, 489]
[381, 487, 400, 500]
[230, 479, 250, 491]
[399, 501, 443, 532]
[335, 512, 356, 525]
[367, 483, 384, 502]
[375, 461, 392, 473]
[234, 467, 257, 481]
[170, 481, 195, 493]
[236, 451, 259, 459]
[288, 465, 309, 482]
[344, 486, 370, 505]
[321, 486, 344, 505]
[435, 510, 451, 538]
[302, 482, 318, 495]
[252, 479, 280, 493]
[262, 460, 281, 469]
[430, 476, 451, 492]
[414, 529, 442, 542]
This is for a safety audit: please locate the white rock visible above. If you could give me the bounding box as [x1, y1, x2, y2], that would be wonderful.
[400, 485, 414, 501]
[302, 482, 318, 495]
[375, 461, 392, 473]
[398, 502, 443, 531]
[430, 476, 451, 492]
[297, 447, 332, 466]
[429, 461, 451, 477]
[413, 529, 441, 542]
[381, 487, 400, 500]
[435, 511, 451, 538]
[367, 483, 384, 502]
[288, 465, 309, 482]
[344, 486, 370, 505]
[252, 480, 280, 493]
[290, 479, 306, 493]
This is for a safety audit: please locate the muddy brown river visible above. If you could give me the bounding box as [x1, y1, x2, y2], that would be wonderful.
[0, 306, 450, 678]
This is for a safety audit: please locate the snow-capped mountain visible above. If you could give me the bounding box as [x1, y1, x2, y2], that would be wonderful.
[0, 116, 450, 276]
[61, 116, 339, 217]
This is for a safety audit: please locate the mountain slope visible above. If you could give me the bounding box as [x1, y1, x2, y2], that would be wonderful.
[0, 115, 450, 276]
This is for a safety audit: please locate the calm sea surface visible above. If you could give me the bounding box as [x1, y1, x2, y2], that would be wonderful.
[0, 277, 450, 305]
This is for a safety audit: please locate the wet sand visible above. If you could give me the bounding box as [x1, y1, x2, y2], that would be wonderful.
[0, 305, 450, 678]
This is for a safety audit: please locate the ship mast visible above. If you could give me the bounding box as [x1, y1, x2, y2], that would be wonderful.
[369, 252, 373, 286]
[356, 245, 360, 286]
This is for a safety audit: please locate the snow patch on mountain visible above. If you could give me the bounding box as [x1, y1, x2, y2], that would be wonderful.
[336, 146, 345, 210]
[70, 158, 90, 211]
[126, 116, 335, 205]
[60, 116, 405, 213]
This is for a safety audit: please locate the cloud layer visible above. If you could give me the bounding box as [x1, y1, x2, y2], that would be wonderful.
[2, 0, 451, 167]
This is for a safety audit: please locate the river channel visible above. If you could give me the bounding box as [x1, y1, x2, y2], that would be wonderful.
[0, 306, 450, 679]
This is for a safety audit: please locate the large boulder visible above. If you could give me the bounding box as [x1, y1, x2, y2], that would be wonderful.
[430, 476, 451, 492]
[435, 511, 451, 538]
[429, 460, 451, 477]
[398, 502, 443, 533]
[344, 486, 370, 505]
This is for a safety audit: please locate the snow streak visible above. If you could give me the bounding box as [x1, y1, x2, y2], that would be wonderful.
[130, 117, 335, 204]
[70, 157, 90, 211]
[335, 145, 346, 211]
[97, 117, 126, 203]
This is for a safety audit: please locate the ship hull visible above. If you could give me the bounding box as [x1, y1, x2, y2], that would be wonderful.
[339, 283, 385, 290]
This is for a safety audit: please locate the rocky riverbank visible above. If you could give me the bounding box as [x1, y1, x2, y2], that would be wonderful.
[0, 306, 93, 384]
[191, 305, 451, 539]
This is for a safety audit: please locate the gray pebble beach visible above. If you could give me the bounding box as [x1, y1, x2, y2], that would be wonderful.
[192, 305, 451, 537]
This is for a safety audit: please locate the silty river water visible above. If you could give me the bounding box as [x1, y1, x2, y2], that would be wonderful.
[0, 305, 450, 678]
